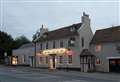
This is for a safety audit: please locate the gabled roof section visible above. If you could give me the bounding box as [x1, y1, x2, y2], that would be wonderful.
[37, 23, 82, 41]
[19, 43, 34, 49]
[90, 26, 120, 44]
[80, 49, 95, 57]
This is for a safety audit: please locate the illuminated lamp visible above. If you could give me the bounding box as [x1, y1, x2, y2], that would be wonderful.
[12, 56, 17, 65]
[65, 49, 74, 55]
[36, 51, 43, 56]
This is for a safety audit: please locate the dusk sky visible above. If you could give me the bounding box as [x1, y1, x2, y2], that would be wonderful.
[0, 0, 120, 40]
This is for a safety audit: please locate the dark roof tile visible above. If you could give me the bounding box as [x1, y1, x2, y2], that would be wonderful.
[90, 26, 120, 44]
[38, 23, 82, 41]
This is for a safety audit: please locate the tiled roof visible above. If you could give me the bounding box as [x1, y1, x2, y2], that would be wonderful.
[80, 49, 94, 57]
[19, 43, 34, 49]
[37, 23, 82, 41]
[90, 26, 120, 44]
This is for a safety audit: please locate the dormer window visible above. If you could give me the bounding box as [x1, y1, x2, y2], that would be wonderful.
[43, 34, 47, 38]
[70, 27, 75, 32]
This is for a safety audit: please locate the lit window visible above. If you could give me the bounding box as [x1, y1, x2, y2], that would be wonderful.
[68, 55, 72, 64]
[95, 44, 102, 52]
[12, 56, 18, 65]
[59, 56, 63, 64]
[110, 60, 116, 65]
[96, 58, 101, 65]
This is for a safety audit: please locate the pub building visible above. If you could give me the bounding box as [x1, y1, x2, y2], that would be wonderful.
[12, 13, 120, 73]
[13, 12, 94, 72]
[90, 26, 120, 72]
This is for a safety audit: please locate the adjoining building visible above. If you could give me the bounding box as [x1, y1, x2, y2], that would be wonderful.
[12, 43, 34, 66]
[90, 26, 120, 72]
[13, 12, 94, 72]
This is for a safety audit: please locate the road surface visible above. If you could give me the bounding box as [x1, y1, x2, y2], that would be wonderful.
[0, 65, 120, 82]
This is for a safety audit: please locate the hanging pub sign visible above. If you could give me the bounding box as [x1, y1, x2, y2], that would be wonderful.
[37, 48, 67, 56]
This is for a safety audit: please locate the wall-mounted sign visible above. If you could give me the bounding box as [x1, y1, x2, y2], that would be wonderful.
[36, 48, 74, 56]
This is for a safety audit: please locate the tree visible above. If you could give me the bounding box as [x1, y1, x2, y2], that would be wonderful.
[0, 30, 15, 60]
[0, 31, 14, 52]
[14, 35, 31, 49]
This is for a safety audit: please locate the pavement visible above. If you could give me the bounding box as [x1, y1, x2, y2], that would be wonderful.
[0, 65, 120, 82]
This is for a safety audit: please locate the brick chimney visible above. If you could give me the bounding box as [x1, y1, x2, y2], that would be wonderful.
[81, 12, 90, 26]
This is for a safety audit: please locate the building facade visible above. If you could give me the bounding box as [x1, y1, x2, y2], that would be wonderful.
[13, 12, 93, 72]
[90, 26, 120, 72]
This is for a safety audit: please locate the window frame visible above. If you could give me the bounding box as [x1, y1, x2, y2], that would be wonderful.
[81, 37, 84, 48]
[39, 57, 43, 64]
[40, 43, 42, 50]
[53, 40, 56, 48]
[95, 44, 102, 52]
[59, 56, 63, 64]
[68, 37, 75, 47]
[45, 56, 49, 64]
[60, 40, 64, 48]
[46, 42, 48, 49]
[68, 55, 72, 64]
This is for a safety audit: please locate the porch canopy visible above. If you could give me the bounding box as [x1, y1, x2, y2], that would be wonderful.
[80, 49, 95, 57]
[80, 49, 95, 72]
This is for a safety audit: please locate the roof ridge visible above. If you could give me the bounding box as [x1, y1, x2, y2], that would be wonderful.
[47, 22, 81, 33]
[96, 25, 120, 31]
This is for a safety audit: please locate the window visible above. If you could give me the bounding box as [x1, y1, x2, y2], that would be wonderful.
[22, 55, 26, 63]
[110, 60, 116, 65]
[40, 43, 42, 50]
[118, 60, 120, 65]
[95, 44, 102, 52]
[81, 37, 84, 48]
[53, 41, 55, 48]
[46, 42, 48, 49]
[96, 58, 101, 65]
[68, 55, 72, 64]
[23, 55, 26, 63]
[60, 40, 63, 47]
[12, 56, 18, 65]
[68, 37, 75, 47]
[46, 56, 49, 64]
[70, 27, 75, 32]
[59, 56, 63, 64]
[39, 57, 43, 64]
